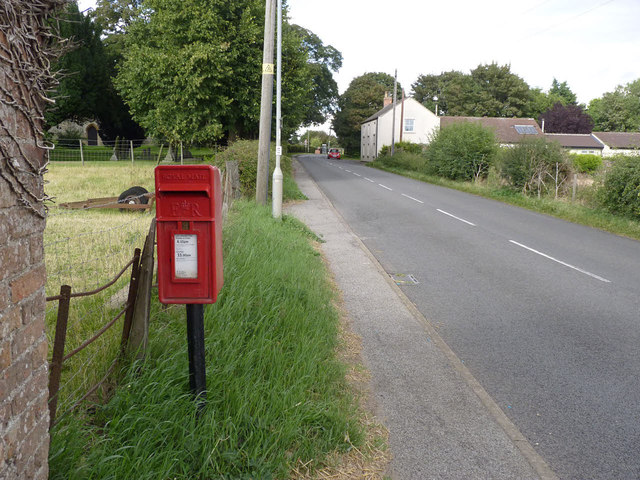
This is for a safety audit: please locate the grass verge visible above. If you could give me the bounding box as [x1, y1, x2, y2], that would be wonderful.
[49, 201, 365, 479]
[370, 162, 640, 242]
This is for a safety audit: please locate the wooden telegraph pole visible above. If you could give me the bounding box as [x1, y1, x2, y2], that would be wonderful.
[256, 0, 276, 205]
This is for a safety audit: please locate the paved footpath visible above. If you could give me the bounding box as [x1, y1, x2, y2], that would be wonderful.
[285, 160, 558, 480]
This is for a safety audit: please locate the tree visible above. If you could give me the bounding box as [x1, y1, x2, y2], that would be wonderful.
[332, 72, 400, 153]
[290, 25, 342, 126]
[539, 102, 594, 133]
[426, 121, 498, 181]
[588, 79, 640, 132]
[45, 2, 143, 140]
[413, 63, 532, 118]
[296, 129, 336, 149]
[549, 78, 577, 105]
[115, 0, 337, 143]
[46, 3, 111, 127]
[467, 63, 532, 117]
[411, 70, 466, 115]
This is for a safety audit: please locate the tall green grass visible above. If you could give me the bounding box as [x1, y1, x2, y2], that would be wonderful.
[49, 201, 361, 479]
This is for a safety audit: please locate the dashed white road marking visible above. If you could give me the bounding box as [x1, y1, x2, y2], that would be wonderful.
[353, 173, 361, 177]
[402, 194, 424, 204]
[509, 240, 611, 283]
[379, 184, 393, 191]
[364, 177, 375, 183]
[437, 209, 476, 226]
[345, 169, 352, 173]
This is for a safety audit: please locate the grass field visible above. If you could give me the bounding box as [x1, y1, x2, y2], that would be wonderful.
[48, 202, 370, 479]
[45, 160, 384, 478]
[44, 162, 157, 424]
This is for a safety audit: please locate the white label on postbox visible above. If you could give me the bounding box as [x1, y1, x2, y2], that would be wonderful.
[174, 234, 198, 279]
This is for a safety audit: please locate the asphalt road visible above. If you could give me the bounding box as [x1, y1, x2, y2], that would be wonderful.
[297, 154, 640, 480]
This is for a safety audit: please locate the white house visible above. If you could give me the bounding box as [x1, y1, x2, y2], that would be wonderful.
[591, 132, 640, 157]
[361, 96, 439, 161]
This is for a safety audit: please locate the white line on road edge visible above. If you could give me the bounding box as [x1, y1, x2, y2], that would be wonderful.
[364, 177, 375, 183]
[437, 209, 476, 226]
[379, 184, 393, 191]
[402, 193, 424, 204]
[509, 240, 611, 283]
[353, 173, 361, 177]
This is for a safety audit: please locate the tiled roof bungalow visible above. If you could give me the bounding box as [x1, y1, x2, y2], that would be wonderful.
[591, 132, 640, 157]
[439, 116, 543, 146]
[544, 133, 604, 155]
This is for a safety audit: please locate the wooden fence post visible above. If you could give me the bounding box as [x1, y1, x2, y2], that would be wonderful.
[120, 248, 141, 353]
[48, 284, 71, 429]
[223, 160, 240, 219]
[79, 140, 84, 166]
[156, 144, 164, 165]
[128, 220, 156, 360]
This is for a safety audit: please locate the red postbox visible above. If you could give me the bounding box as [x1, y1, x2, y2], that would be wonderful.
[155, 165, 223, 304]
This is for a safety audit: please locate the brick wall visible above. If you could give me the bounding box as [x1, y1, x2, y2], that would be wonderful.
[0, 10, 51, 480]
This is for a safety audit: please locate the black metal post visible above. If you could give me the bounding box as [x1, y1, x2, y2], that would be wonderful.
[186, 304, 206, 412]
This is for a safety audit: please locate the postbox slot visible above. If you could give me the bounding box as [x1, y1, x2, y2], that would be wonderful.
[158, 184, 211, 195]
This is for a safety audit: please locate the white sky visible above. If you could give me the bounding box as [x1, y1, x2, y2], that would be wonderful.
[287, 0, 640, 104]
[77, 0, 640, 113]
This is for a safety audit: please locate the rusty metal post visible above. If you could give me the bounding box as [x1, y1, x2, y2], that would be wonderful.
[120, 248, 141, 353]
[48, 284, 71, 429]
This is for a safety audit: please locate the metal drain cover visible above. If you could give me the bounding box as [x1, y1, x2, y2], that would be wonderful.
[390, 273, 419, 285]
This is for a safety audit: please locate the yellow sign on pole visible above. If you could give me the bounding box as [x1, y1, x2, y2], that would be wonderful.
[262, 63, 274, 75]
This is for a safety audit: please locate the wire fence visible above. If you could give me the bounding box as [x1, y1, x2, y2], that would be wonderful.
[44, 211, 150, 420]
[46, 249, 140, 428]
[49, 139, 226, 163]
[43, 157, 240, 426]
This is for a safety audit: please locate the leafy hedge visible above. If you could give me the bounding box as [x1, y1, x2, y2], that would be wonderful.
[426, 122, 498, 181]
[499, 137, 571, 196]
[571, 153, 602, 173]
[211, 140, 296, 198]
[379, 141, 424, 157]
[598, 155, 640, 218]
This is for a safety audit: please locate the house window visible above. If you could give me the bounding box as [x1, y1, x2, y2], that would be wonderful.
[404, 118, 415, 133]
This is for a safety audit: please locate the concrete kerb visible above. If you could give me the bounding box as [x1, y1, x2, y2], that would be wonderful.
[286, 157, 558, 480]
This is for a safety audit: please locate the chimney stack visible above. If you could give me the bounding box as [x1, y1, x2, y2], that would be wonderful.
[383, 91, 393, 107]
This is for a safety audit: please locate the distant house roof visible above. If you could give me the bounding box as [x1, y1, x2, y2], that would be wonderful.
[363, 102, 395, 123]
[544, 133, 604, 149]
[439, 116, 543, 144]
[591, 132, 640, 149]
[362, 97, 433, 124]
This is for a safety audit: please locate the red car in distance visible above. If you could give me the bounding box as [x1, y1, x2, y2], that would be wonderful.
[327, 148, 341, 159]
